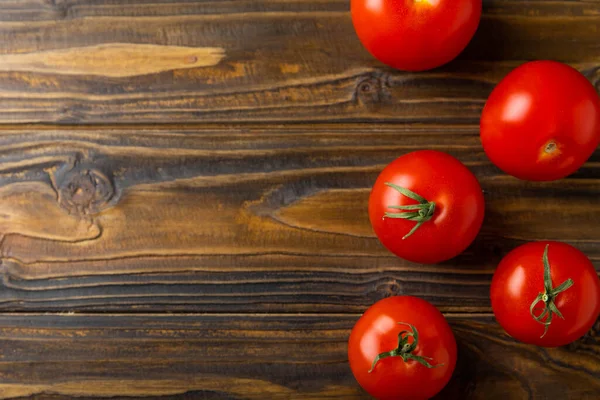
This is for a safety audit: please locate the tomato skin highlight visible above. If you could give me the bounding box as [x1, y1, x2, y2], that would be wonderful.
[491, 241, 600, 347]
[348, 296, 457, 400]
[368, 150, 485, 264]
[351, 0, 482, 71]
[480, 60, 600, 181]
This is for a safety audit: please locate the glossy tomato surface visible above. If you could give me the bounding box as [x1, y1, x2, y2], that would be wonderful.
[480, 61, 600, 181]
[351, 0, 482, 71]
[369, 150, 484, 264]
[491, 241, 600, 347]
[348, 296, 457, 400]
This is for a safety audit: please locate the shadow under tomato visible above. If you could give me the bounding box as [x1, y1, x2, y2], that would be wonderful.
[567, 149, 600, 180]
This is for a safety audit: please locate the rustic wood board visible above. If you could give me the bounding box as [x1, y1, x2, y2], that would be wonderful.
[0, 0, 598, 399]
[0, 125, 598, 314]
[0, 314, 598, 399]
[0, 1, 596, 123]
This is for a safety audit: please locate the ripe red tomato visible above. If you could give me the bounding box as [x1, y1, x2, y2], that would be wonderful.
[368, 150, 484, 264]
[491, 241, 600, 347]
[348, 296, 457, 400]
[351, 0, 482, 71]
[480, 60, 600, 181]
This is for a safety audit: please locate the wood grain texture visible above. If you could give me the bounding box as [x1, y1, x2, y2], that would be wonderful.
[0, 1, 598, 399]
[0, 314, 598, 400]
[0, 125, 597, 313]
[0, 0, 597, 123]
[0, 43, 225, 78]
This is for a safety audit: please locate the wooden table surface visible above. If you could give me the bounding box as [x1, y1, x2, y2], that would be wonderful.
[0, 1, 598, 399]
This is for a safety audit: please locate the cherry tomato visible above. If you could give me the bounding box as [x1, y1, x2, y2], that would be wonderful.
[368, 150, 484, 264]
[480, 60, 600, 181]
[351, 0, 482, 71]
[348, 296, 457, 400]
[491, 241, 600, 347]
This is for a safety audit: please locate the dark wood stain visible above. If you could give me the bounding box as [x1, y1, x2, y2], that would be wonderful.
[0, 1, 598, 399]
[0, 315, 598, 399]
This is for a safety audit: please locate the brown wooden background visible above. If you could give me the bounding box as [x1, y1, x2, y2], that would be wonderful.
[0, 0, 598, 399]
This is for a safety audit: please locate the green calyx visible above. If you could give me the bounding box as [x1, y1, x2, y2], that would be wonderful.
[383, 183, 436, 240]
[368, 322, 443, 373]
[529, 244, 574, 338]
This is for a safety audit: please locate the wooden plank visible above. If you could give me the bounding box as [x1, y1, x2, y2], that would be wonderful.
[0, 125, 598, 313]
[0, 313, 598, 399]
[0, 1, 596, 123]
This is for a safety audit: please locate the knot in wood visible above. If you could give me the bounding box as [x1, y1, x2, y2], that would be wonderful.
[378, 279, 402, 297]
[59, 168, 114, 216]
[359, 80, 375, 93]
[185, 55, 198, 64]
[356, 76, 388, 105]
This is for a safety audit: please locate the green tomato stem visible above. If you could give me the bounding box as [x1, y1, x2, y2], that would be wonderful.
[368, 322, 443, 373]
[529, 244, 574, 338]
[383, 183, 436, 240]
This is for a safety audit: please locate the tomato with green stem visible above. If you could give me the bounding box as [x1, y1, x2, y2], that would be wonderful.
[491, 241, 600, 347]
[368, 150, 485, 264]
[348, 296, 457, 400]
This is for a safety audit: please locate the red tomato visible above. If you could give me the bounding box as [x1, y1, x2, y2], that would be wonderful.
[351, 0, 482, 71]
[348, 296, 457, 400]
[368, 150, 484, 264]
[480, 61, 600, 181]
[491, 241, 600, 347]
